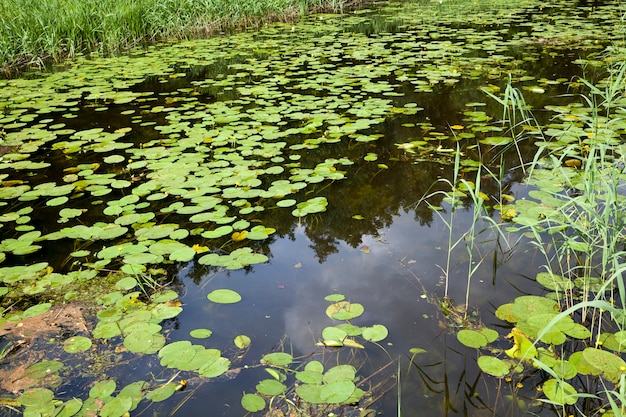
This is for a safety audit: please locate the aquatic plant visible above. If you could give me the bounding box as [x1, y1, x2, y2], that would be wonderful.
[241, 294, 390, 415]
[0, 0, 360, 72]
[0, 0, 624, 415]
[458, 60, 626, 414]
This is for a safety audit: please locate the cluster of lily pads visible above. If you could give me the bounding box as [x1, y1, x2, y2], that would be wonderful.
[458, 279, 626, 406]
[242, 294, 389, 414]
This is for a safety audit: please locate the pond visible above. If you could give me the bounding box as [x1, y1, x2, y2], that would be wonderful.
[0, 0, 625, 415]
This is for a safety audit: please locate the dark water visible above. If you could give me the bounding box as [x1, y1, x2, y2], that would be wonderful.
[0, 0, 622, 416]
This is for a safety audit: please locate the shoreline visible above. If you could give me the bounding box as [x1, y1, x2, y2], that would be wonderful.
[0, 0, 370, 76]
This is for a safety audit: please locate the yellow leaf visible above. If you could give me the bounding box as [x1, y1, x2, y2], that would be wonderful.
[564, 159, 582, 168]
[500, 208, 517, 221]
[342, 338, 365, 349]
[505, 328, 537, 360]
[192, 244, 209, 253]
[232, 231, 248, 241]
[316, 340, 343, 347]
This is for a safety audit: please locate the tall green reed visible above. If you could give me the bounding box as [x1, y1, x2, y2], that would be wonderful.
[419, 144, 509, 317]
[478, 59, 626, 415]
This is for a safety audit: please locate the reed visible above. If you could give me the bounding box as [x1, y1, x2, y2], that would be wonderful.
[0, 0, 357, 72]
[481, 60, 626, 414]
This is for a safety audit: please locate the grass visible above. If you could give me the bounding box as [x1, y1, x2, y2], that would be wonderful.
[0, 0, 361, 73]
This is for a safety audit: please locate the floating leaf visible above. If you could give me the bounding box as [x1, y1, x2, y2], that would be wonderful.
[241, 394, 266, 412]
[362, 324, 388, 342]
[103, 155, 125, 164]
[99, 396, 133, 417]
[47, 196, 69, 206]
[296, 384, 324, 404]
[320, 380, 355, 404]
[234, 334, 251, 349]
[322, 326, 347, 343]
[55, 398, 83, 417]
[325, 294, 345, 302]
[457, 329, 490, 348]
[542, 379, 578, 405]
[324, 365, 356, 383]
[582, 347, 626, 382]
[190, 328, 213, 339]
[199, 357, 230, 378]
[262, 352, 293, 366]
[23, 302, 52, 318]
[19, 388, 55, 406]
[477, 356, 510, 377]
[63, 336, 92, 353]
[296, 370, 324, 384]
[89, 380, 116, 399]
[207, 289, 241, 304]
[146, 383, 178, 402]
[115, 277, 137, 290]
[256, 379, 286, 396]
[326, 301, 364, 320]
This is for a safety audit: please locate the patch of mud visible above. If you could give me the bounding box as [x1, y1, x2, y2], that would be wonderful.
[0, 304, 90, 393]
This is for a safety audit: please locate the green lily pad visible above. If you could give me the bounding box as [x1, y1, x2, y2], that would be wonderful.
[457, 329, 490, 348]
[115, 277, 137, 290]
[296, 370, 324, 384]
[477, 355, 510, 377]
[295, 384, 324, 404]
[63, 336, 92, 353]
[190, 328, 213, 339]
[320, 380, 356, 404]
[322, 326, 347, 343]
[99, 396, 133, 417]
[542, 379, 578, 405]
[146, 383, 178, 402]
[324, 365, 356, 383]
[234, 334, 251, 349]
[199, 357, 230, 378]
[207, 289, 242, 304]
[326, 301, 364, 320]
[241, 393, 266, 412]
[55, 398, 83, 417]
[582, 347, 626, 383]
[362, 324, 388, 342]
[19, 388, 55, 406]
[23, 302, 52, 318]
[256, 379, 286, 396]
[261, 352, 293, 366]
[89, 380, 116, 399]
[47, 196, 69, 206]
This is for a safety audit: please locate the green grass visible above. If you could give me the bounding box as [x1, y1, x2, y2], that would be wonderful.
[0, 0, 358, 73]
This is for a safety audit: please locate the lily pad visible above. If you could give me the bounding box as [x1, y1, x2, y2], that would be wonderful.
[542, 379, 578, 405]
[326, 301, 364, 320]
[241, 393, 265, 412]
[261, 352, 293, 366]
[477, 356, 510, 377]
[362, 324, 388, 342]
[190, 328, 213, 339]
[63, 336, 92, 353]
[234, 334, 251, 348]
[207, 289, 242, 304]
[256, 379, 286, 396]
